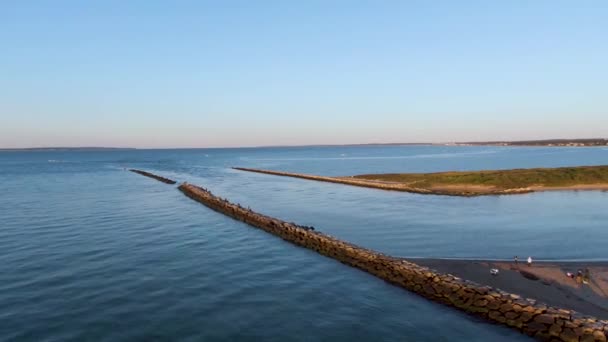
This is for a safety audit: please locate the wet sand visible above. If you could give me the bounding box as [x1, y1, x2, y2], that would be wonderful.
[415, 258, 608, 319]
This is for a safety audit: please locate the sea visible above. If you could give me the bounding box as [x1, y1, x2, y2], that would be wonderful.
[1, 145, 607, 341]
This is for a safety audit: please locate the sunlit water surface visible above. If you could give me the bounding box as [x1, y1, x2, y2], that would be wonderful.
[1, 146, 607, 341]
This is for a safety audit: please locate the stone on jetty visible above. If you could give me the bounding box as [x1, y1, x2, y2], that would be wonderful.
[129, 169, 176, 184]
[177, 182, 608, 341]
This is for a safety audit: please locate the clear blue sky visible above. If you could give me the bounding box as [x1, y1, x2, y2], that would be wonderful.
[1, 1, 607, 148]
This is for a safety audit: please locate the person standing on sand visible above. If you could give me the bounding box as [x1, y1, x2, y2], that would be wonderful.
[527, 256, 532, 267]
[583, 268, 590, 284]
[514, 256, 519, 265]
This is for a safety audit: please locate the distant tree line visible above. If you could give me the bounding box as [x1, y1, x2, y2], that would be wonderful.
[462, 139, 608, 146]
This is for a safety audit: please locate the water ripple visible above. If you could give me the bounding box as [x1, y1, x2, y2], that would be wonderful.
[3, 146, 604, 341]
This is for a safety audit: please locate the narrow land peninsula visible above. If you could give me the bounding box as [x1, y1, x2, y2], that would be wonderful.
[235, 165, 608, 196]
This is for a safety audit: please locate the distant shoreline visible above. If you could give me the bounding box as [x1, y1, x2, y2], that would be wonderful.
[0, 147, 136, 152]
[450, 138, 608, 147]
[1, 138, 606, 150]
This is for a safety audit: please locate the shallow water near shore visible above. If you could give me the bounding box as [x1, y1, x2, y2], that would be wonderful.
[1, 146, 607, 341]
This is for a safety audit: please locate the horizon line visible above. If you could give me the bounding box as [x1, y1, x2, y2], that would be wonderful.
[1, 138, 607, 151]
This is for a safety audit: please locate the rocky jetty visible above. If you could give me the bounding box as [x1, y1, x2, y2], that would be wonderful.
[129, 169, 176, 184]
[232, 167, 533, 197]
[178, 182, 608, 341]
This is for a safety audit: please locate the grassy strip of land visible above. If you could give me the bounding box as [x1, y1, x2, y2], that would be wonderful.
[235, 166, 608, 196]
[353, 165, 608, 193]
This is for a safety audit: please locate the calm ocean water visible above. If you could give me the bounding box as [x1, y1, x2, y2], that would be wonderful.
[1, 146, 607, 341]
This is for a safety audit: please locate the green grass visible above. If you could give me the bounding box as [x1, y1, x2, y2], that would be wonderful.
[353, 165, 608, 190]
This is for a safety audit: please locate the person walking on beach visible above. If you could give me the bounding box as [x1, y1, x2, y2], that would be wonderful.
[527, 256, 533, 267]
[514, 256, 519, 265]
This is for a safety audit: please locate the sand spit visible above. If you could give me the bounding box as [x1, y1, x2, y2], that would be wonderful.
[232, 167, 532, 196]
[234, 167, 608, 197]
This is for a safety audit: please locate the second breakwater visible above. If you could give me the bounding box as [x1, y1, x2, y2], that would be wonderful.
[178, 181, 608, 341]
[130, 169, 176, 184]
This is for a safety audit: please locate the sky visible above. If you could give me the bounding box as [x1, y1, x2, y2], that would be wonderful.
[1, 1, 607, 148]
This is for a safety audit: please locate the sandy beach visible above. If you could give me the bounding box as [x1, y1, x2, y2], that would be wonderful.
[415, 258, 608, 319]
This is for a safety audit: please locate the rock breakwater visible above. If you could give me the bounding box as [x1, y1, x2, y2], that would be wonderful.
[179, 182, 608, 341]
[129, 169, 176, 184]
